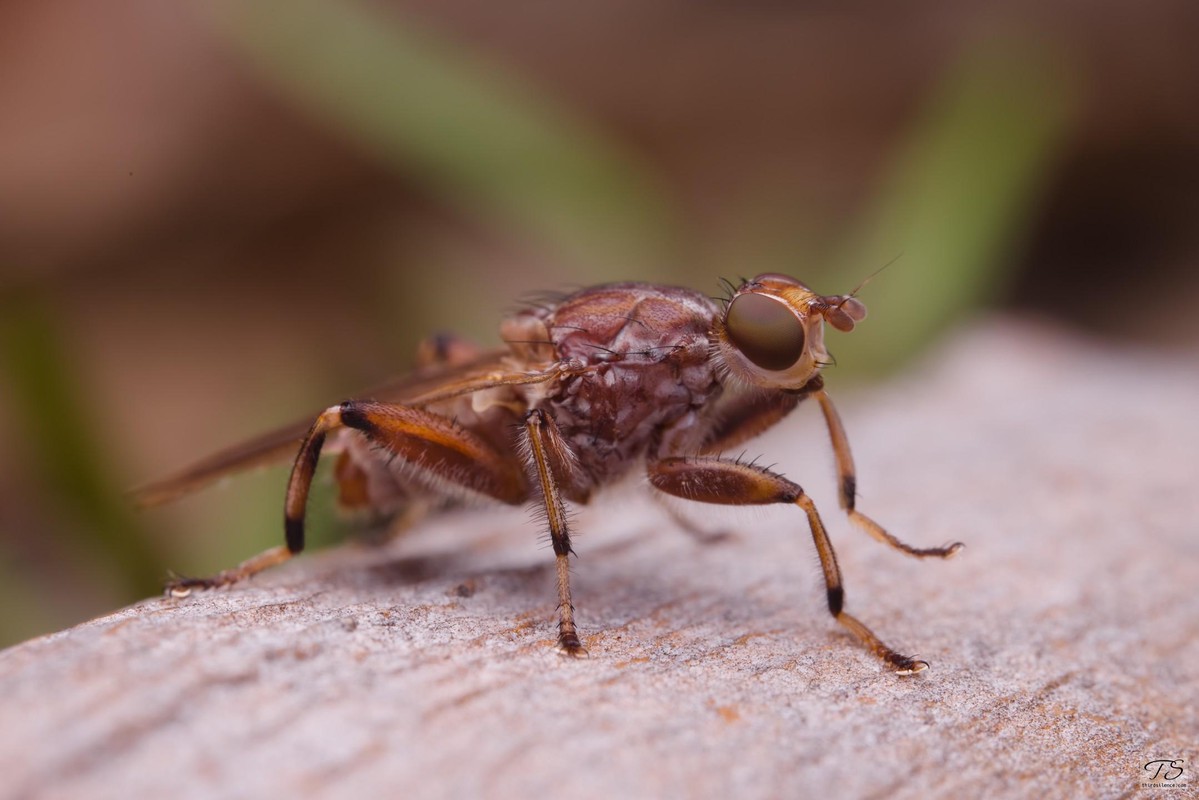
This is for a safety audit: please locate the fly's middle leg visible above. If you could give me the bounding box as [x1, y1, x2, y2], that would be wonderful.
[648, 454, 930, 674]
[521, 408, 587, 656]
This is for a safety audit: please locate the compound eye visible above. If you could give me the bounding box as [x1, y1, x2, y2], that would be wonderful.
[725, 293, 806, 371]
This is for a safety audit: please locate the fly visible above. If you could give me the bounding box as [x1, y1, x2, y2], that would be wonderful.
[134, 274, 963, 674]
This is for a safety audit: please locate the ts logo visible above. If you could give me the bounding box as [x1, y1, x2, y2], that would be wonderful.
[1143, 759, 1185, 782]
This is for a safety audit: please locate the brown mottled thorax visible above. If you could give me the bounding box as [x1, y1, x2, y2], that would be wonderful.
[504, 283, 722, 494]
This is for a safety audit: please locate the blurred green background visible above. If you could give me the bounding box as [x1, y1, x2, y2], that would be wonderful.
[1, 1, 1196, 648]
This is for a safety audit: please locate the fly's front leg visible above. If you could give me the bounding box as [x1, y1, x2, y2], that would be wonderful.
[649, 455, 929, 674]
[168, 401, 528, 594]
[815, 389, 964, 559]
[521, 409, 587, 656]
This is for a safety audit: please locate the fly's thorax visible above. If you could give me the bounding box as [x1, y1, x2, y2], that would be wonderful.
[509, 282, 723, 482]
[542, 282, 720, 409]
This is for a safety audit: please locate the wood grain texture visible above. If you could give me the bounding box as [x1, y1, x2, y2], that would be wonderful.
[2, 319, 1196, 800]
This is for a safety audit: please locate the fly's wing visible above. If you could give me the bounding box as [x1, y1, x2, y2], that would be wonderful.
[130, 418, 315, 508]
[131, 347, 514, 508]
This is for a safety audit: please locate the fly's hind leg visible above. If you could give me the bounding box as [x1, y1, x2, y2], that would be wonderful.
[167, 546, 293, 596]
[167, 400, 529, 595]
[814, 389, 964, 559]
[649, 455, 929, 674]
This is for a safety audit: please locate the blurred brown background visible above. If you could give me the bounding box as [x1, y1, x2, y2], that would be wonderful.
[1, 0, 1196, 648]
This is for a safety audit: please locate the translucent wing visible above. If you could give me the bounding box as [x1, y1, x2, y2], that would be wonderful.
[131, 347, 514, 508]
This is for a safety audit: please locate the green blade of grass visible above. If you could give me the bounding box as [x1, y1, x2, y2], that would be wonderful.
[213, 0, 674, 272]
[0, 293, 162, 599]
[830, 39, 1076, 374]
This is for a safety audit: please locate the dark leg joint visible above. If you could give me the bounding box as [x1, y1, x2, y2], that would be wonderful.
[284, 515, 305, 554]
[339, 401, 372, 432]
[826, 586, 844, 616]
[841, 475, 856, 512]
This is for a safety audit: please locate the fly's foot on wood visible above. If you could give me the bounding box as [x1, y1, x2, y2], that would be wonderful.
[164, 546, 291, 598]
[556, 632, 590, 658]
[889, 654, 930, 676]
[164, 572, 233, 597]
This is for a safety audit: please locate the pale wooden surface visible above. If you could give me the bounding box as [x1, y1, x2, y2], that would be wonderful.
[2, 319, 1197, 800]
